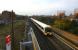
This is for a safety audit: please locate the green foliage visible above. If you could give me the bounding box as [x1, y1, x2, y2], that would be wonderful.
[37, 17, 54, 25]
[69, 20, 78, 35]
[51, 18, 78, 35]
[52, 19, 71, 30]
[0, 20, 25, 50]
[73, 27, 78, 34]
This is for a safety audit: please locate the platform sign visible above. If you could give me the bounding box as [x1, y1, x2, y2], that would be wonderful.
[6, 35, 11, 50]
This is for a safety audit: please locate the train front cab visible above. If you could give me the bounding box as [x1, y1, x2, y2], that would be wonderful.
[45, 27, 53, 35]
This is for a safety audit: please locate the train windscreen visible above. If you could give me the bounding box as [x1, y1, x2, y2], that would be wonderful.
[45, 27, 52, 32]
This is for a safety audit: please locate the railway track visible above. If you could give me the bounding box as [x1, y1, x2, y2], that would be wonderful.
[30, 18, 78, 50]
[50, 27, 78, 50]
[30, 21, 56, 50]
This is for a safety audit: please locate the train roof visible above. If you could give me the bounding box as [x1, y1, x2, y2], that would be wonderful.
[31, 18, 51, 28]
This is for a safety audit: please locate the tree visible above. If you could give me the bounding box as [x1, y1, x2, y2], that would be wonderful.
[52, 19, 71, 30]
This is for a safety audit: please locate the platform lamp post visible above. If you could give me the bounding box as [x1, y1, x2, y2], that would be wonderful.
[11, 10, 15, 50]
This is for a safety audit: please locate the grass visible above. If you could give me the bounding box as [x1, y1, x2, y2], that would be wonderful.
[0, 20, 25, 50]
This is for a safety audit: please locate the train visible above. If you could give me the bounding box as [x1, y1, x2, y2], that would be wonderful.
[30, 18, 52, 35]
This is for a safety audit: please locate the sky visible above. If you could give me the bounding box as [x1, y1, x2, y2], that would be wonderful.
[0, 0, 78, 16]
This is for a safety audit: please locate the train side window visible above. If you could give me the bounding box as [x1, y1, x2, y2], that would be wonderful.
[37, 23, 44, 29]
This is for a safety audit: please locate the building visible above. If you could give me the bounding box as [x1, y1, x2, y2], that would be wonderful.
[74, 9, 78, 18]
[57, 10, 65, 19]
[0, 10, 16, 24]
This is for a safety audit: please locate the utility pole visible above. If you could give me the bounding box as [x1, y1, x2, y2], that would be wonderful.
[11, 10, 15, 50]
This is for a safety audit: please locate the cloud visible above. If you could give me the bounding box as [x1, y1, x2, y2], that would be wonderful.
[0, 0, 78, 15]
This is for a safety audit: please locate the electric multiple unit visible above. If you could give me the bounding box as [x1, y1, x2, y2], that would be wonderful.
[30, 18, 52, 35]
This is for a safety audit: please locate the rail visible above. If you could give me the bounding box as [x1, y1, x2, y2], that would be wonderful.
[51, 27, 78, 46]
[30, 18, 78, 50]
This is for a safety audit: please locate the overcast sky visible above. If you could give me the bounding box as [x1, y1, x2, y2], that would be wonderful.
[0, 0, 78, 15]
